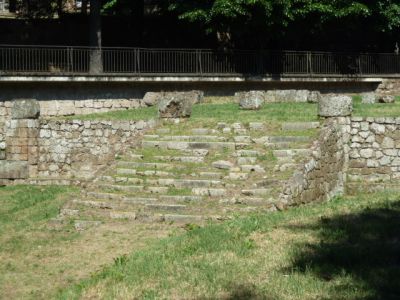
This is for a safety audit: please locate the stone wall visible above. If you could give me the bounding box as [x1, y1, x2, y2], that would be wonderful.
[280, 118, 350, 207]
[376, 79, 400, 96]
[0, 99, 146, 119]
[36, 119, 156, 179]
[347, 117, 400, 183]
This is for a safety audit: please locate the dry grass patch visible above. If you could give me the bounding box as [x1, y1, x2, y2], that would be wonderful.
[0, 185, 175, 299]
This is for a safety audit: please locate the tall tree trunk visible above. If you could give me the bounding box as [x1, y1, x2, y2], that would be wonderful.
[57, 0, 63, 18]
[130, 0, 144, 45]
[81, 0, 88, 15]
[9, 0, 17, 13]
[89, 0, 102, 74]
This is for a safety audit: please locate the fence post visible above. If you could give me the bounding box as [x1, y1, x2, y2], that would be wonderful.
[357, 56, 362, 76]
[307, 51, 313, 76]
[196, 50, 202, 76]
[68, 47, 73, 73]
[135, 48, 140, 75]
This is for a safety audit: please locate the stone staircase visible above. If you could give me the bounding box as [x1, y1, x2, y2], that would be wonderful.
[60, 120, 320, 228]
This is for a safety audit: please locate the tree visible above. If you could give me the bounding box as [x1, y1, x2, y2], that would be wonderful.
[89, 0, 103, 73]
[168, 0, 400, 49]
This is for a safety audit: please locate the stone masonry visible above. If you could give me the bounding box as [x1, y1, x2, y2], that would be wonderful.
[347, 117, 400, 183]
[37, 119, 156, 179]
[280, 117, 350, 206]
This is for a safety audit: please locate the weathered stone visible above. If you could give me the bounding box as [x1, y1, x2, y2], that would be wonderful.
[318, 95, 352, 117]
[382, 137, 395, 149]
[142, 92, 161, 106]
[266, 90, 310, 103]
[238, 91, 265, 110]
[370, 123, 386, 134]
[212, 160, 234, 170]
[361, 93, 376, 104]
[308, 91, 322, 103]
[158, 93, 193, 118]
[0, 161, 29, 179]
[378, 95, 395, 103]
[11, 99, 40, 119]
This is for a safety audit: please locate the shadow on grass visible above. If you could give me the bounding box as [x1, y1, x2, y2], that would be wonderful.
[199, 283, 276, 300]
[288, 200, 400, 299]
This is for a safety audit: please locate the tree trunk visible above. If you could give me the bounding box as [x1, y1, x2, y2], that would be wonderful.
[56, 0, 63, 18]
[130, 0, 144, 45]
[9, 0, 17, 13]
[81, 0, 88, 15]
[89, 0, 102, 74]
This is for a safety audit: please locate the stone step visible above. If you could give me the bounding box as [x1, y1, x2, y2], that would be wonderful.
[237, 157, 257, 165]
[146, 179, 222, 188]
[268, 136, 311, 143]
[225, 172, 249, 180]
[159, 195, 203, 202]
[72, 199, 117, 209]
[100, 184, 145, 193]
[86, 192, 122, 200]
[240, 165, 266, 173]
[198, 172, 225, 179]
[235, 150, 262, 157]
[163, 214, 205, 223]
[282, 122, 320, 131]
[220, 197, 273, 206]
[273, 149, 312, 157]
[144, 135, 228, 142]
[125, 154, 144, 160]
[115, 169, 175, 177]
[153, 156, 205, 163]
[267, 142, 310, 149]
[117, 162, 177, 170]
[191, 128, 219, 135]
[234, 136, 252, 143]
[145, 204, 187, 212]
[122, 197, 159, 205]
[274, 163, 300, 172]
[109, 211, 137, 220]
[241, 188, 272, 196]
[142, 140, 240, 151]
[192, 188, 227, 197]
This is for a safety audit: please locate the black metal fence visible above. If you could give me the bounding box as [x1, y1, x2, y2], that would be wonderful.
[1, 44, 400, 76]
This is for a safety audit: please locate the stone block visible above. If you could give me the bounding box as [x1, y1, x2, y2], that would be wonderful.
[0, 161, 29, 179]
[318, 95, 353, 117]
[378, 95, 395, 103]
[238, 91, 265, 110]
[158, 93, 193, 118]
[11, 99, 40, 119]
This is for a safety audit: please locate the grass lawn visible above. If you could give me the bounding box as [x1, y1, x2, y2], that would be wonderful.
[62, 95, 400, 123]
[64, 101, 319, 123]
[58, 191, 400, 300]
[353, 96, 400, 117]
[0, 185, 173, 299]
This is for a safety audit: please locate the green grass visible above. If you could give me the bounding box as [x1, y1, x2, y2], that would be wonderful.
[64, 106, 158, 121]
[353, 95, 400, 117]
[58, 191, 400, 299]
[0, 185, 79, 299]
[63, 102, 319, 123]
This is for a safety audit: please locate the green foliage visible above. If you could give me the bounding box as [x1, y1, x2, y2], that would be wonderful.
[168, 0, 400, 34]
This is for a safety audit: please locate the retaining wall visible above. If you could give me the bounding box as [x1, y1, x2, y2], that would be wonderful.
[348, 117, 400, 183]
[1, 118, 156, 184]
[280, 118, 350, 206]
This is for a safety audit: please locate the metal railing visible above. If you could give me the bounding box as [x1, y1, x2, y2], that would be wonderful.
[1, 44, 400, 77]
